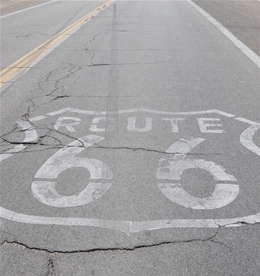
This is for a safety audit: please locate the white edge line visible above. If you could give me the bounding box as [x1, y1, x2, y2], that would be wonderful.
[0, 0, 59, 19]
[187, 0, 260, 69]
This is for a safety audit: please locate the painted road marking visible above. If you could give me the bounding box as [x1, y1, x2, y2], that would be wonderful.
[127, 117, 153, 132]
[0, 0, 58, 19]
[55, 116, 225, 133]
[188, 0, 260, 69]
[157, 138, 239, 209]
[0, 109, 259, 234]
[0, 145, 26, 162]
[0, 0, 116, 91]
[197, 118, 224, 133]
[54, 117, 82, 132]
[32, 135, 113, 207]
[240, 124, 260, 156]
[90, 117, 117, 132]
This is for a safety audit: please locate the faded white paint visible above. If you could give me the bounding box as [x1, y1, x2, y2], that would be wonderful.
[157, 138, 239, 209]
[46, 108, 235, 117]
[54, 117, 81, 132]
[0, 206, 259, 234]
[17, 121, 38, 143]
[197, 118, 224, 133]
[158, 183, 239, 209]
[5, 144, 27, 153]
[157, 159, 236, 182]
[0, 154, 12, 162]
[0, 145, 27, 161]
[240, 124, 260, 156]
[0, 108, 259, 232]
[165, 137, 204, 155]
[0, 121, 36, 162]
[187, 0, 260, 69]
[90, 117, 116, 132]
[0, 0, 58, 19]
[32, 135, 113, 207]
[32, 181, 112, 208]
[162, 118, 185, 133]
[127, 117, 152, 132]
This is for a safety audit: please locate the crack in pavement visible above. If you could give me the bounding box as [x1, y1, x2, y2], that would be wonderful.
[1, 230, 232, 254]
[89, 61, 170, 67]
[46, 257, 54, 276]
[28, 62, 82, 114]
[0, 120, 217, 154]
[15, 34, 32, 38]
[0, 125, 239, 158]
[2, 120, 234, 155]
[85, 32, 102, 65]
[0, 134, 237, 157]
[94, 144, 237, 158]
[0, 121, 86, 150]
[0, 126, 19, 140]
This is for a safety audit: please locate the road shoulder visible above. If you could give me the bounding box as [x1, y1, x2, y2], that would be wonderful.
[0, 0, 51, 16]
[193, 0, 260, 56]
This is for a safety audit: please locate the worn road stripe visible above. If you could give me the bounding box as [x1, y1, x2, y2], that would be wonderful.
[0, 0, 116, 91]
[0, 0, 58, 19]
[187, 0, 260, 69]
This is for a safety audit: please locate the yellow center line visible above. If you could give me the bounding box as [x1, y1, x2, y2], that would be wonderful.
[0, 0, 116, 84]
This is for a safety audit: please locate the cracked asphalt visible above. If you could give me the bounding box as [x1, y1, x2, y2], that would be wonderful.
[1, 0, 260, 275]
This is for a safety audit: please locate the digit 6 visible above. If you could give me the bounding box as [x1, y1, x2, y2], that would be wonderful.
[157, 138, 239, 209]
[31, 135, 113, 207]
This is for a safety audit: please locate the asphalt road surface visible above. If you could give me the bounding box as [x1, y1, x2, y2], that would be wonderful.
[0, 0, 51, 15]
[1, 0, 260, 275]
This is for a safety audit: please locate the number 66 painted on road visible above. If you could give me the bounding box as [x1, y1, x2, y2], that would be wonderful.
[31, 136, 239, 210]
[32, 135, 113, 207]
[156, 138, 239, 209]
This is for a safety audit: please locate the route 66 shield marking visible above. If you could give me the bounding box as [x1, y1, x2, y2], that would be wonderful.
[0, 108, 259, 235]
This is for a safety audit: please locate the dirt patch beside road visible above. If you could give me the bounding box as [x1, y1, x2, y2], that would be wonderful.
[0, 0, 51, 16]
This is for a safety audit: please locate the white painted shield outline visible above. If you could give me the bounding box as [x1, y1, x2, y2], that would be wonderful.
[0, 108, 259, 235]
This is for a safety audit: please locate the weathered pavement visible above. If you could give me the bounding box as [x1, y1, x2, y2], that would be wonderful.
[193, 0, 260, 56]
[0, 0, 51, 15]
[1, 0, 260, 275]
